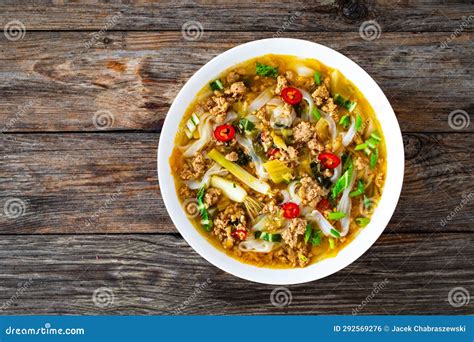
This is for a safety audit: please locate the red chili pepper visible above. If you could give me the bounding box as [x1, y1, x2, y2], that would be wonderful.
[281, 202, 300, 219]
[281, 87, 303, 105]
[316, 198, 331, 212]
[214, 124, 235, 142]
[232, 228, 247, 240]
[318, 152, 341, 169]
[267, 148, 280, 158]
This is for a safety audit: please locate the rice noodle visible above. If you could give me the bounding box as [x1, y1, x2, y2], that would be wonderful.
[342, 117, 356, 146]
[247, 87, 273, 114]
[296, 88, 314, 121]
[330, 153, 342, 183]
[294, 65, 314, 77]
[305, 210, 336, 237]
[235, 134, 269, 180]
[246, 114, 261, 123]
[252, 215, 269, 231]
[239, 238, 276, 253]
[181, 113, 213, 157]
[270, 103, 296, 128]
[267, 97, 283, 106]
[184, 163, 227, 190]
[223, 110, 238, 124]
[287, 181, 302, 205]
[336, 171, 356, 236]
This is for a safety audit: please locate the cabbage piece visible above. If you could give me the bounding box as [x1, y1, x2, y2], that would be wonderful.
[235, 134, 269, 180]
[247, 87, 273, 114]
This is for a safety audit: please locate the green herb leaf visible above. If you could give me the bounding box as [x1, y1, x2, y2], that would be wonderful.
[349, 180, 365, 197]
[311, 107, 321, 121]
[331, 164, 353, 198]
[209, 79, 224, 91]
[237, 118, 255, 134]
[313, 71, 321, 85]
[355, 114, 363, 132]
[256, 62, 278, 78]
[330, 228, 341, 238]
[304, 224, 312, 243]
[355, 143, 367, 151]
[311, 231, 321, 246]
[328, 237, 335, 249]
[355, 217, 371, 227]
[339, 115, 350, 128]
[370, 147, 379, 169]
[334, 93, 357, 112]
[328, 212, 346, 220]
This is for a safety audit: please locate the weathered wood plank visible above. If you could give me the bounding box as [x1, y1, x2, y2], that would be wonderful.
[1, 133, 472, 234]
[0, 233, 472, 315]
[1, 31, 472, 133]
[0, 1, 472, 32]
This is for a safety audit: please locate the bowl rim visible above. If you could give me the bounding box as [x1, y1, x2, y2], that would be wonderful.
[157, 38, 404, 285]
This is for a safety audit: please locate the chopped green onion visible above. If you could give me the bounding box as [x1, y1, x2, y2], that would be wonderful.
[355, 143, 367, 151]
[184, 113, 200, 139]
[311, 107, 321, 121]
[355, 114, 363, 132]
[349, 180, 365, 197]
[331, 164, 353, 198]
[208, 149, 270, 195]
[304, 224, 312, 243]
[334, 93, 357, 112]
[254, 231, 282, 242]
[339, 115, 350, 128]
[311, 231, 321, 246]
[209, 79, 224, 91]
[328, 212, 346, 220]
[197, 187, 212, 231]
[237, 118, 255, 134]
[313, 71, 321, 85]
[330, 228, 341, 238]
[256, 62, 278, 78]
[328, 237, 335, 249]
[299, 254, 308, 262]
[356, 217, 371, 227]
[370, 147, 379, 169]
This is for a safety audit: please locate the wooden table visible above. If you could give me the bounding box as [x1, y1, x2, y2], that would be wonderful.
[1, 1, 472, 315]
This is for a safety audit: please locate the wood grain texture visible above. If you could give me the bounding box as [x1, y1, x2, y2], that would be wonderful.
[0, 233, 472, 315]
[1, 31, 472, 133]
[0, 1, 472, 32]
[1, 132, 472, 234]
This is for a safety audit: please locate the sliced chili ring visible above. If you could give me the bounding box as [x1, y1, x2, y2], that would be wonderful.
[318, 152, 341, 169]
[232, 228, 247, 240]
[214, 124, 236, 142]
[316, 198, 331, 212]
[281, 87, 303, 105]
[281, 202, 300, 219]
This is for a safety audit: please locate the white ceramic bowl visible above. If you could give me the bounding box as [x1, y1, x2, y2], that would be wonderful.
[158, 38, 404, 285]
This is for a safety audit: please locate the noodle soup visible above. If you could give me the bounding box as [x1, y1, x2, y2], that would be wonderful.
[170, 54, 386, 268]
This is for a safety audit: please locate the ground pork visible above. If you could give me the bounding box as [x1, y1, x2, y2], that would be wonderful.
[307, 137, 324, 155]
[278, 242, 312, 267]
[262, 200, 280, 216]
[179, 153, 207, 180]
[322, 97, 338, 116]
[285, 71, 296, 83]
[206, 96, 230, 123]
[204, 188, 221, 208]
[226, 71, 241, 84]
[298, 175, 328, 207]
[260, 130, 273, 152]
[274, 75, 288, 95]
[213, 203, 247, 249]
[225, 151, 239, 162]
[354, 155, 369, 171]
[178, 185, 195, 199]
[225, 81, 247, 99]
[282, 218, 307, 249]
[311, 79, 330, 106]
[293, 121, 315, 143]
[274, 146, 298, 162]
